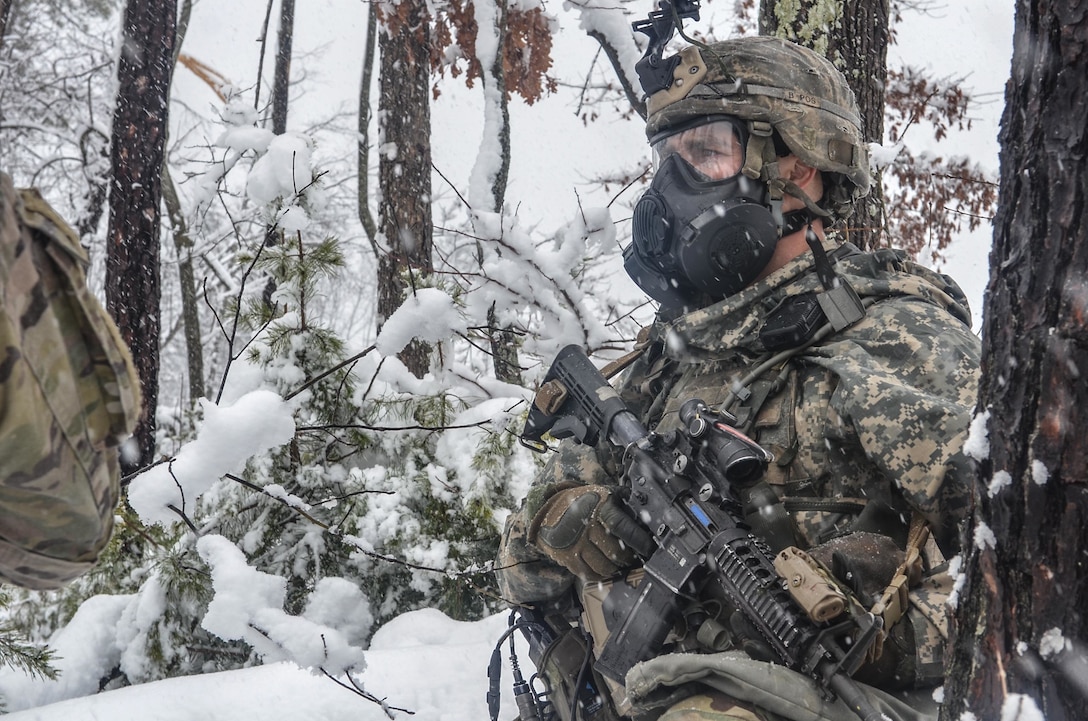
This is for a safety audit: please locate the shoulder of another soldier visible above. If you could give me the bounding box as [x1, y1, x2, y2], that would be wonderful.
[13, 184, 88, 264]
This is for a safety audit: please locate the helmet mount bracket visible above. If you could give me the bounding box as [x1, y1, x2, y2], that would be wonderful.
[632, 0, 702, 97]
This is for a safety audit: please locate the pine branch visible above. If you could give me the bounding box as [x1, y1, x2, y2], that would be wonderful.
[0, 625, 58, 681]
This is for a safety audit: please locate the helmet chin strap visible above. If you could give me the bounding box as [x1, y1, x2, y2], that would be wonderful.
[742, 119, 837, 225]
[781, 208, 815, 237]
[776, 177, 834, 220]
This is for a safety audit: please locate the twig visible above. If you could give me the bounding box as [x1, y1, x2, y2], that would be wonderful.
[321, 668, 414, 717]
[608, 163, 652, 208]
[295, 419, 495, 434]
[432, 161, 472, 211]
[284, 345, 377, 401]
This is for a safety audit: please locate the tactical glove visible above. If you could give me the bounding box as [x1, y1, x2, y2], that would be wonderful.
[809, 532, 917, 684]
[528, 484, 655, 582]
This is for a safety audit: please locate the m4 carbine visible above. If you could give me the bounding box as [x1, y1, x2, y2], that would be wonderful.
[520, 345, 887, 721]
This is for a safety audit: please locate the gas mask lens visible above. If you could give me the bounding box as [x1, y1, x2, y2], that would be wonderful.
[652, 119, 745, 182]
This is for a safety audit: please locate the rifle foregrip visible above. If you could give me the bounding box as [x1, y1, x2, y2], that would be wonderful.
[594, 572, 679, 683]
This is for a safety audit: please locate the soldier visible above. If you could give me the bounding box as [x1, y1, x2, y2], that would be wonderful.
[0, 171, 140, 590]
[496, 36, 980, 721]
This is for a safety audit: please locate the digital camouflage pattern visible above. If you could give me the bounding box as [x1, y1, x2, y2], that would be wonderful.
[0, 172, 141, 590]
[496, 239, 980, 707]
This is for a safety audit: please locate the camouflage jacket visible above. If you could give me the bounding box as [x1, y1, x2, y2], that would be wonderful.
[497, 241, 980, 690]
[0, 172, 141, 590]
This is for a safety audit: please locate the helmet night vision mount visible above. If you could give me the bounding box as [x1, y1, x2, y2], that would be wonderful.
[631, 0, 703, 98]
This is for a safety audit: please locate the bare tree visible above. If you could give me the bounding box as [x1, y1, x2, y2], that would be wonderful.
[940, 3, 1088, 719]
[0, 1, 117, 227]
[105, 0, 175, 472]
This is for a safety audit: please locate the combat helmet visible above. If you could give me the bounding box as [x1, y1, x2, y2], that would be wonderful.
[644, 36, 871, 219]
[623, 31, 875, 309]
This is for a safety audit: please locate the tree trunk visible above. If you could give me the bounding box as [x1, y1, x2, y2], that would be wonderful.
[162, 165, 205, 404]
[377, 0, 433, 378]
[357, 0, 378, 245]
[759, 0, 888, 250]
[0, 0, 13, 51]
[105, 0, 175, 473]
[163, 0, 203, 406]
[262, 0, 295, 307]
[941, 2, 1088, 719]
[474, 0, 521, 385]
[75, 127, 110, 241]
[271, 0, 294, 136]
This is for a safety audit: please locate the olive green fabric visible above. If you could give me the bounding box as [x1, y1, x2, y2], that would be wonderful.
[626, 652, 939, 721]
[0, 172, 141, 590]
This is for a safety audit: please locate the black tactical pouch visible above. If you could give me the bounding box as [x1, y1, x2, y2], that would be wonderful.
[760, 292, 826, 352]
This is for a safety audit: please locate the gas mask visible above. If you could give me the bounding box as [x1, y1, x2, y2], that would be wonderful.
[626, 118, 782, 310]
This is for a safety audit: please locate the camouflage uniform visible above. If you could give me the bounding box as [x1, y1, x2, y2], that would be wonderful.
[497, 240, 979, 718]
[0, 172, 141, 590]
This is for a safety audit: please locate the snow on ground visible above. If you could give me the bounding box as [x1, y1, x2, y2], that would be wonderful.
[3, 609, 526, 721]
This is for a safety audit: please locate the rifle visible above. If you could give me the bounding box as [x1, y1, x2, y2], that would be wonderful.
[520, 345, 887, 721]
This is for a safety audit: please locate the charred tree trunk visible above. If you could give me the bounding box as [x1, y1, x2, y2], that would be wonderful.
[271, 0, 294, 136]
[759, 0, 888, 250]
[105, 0, 175, 473]
[941, 3, 1088, 719]
[377, 0, 433, 378]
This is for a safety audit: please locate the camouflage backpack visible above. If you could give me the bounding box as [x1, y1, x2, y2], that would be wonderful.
[0, 171, 141, 590]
